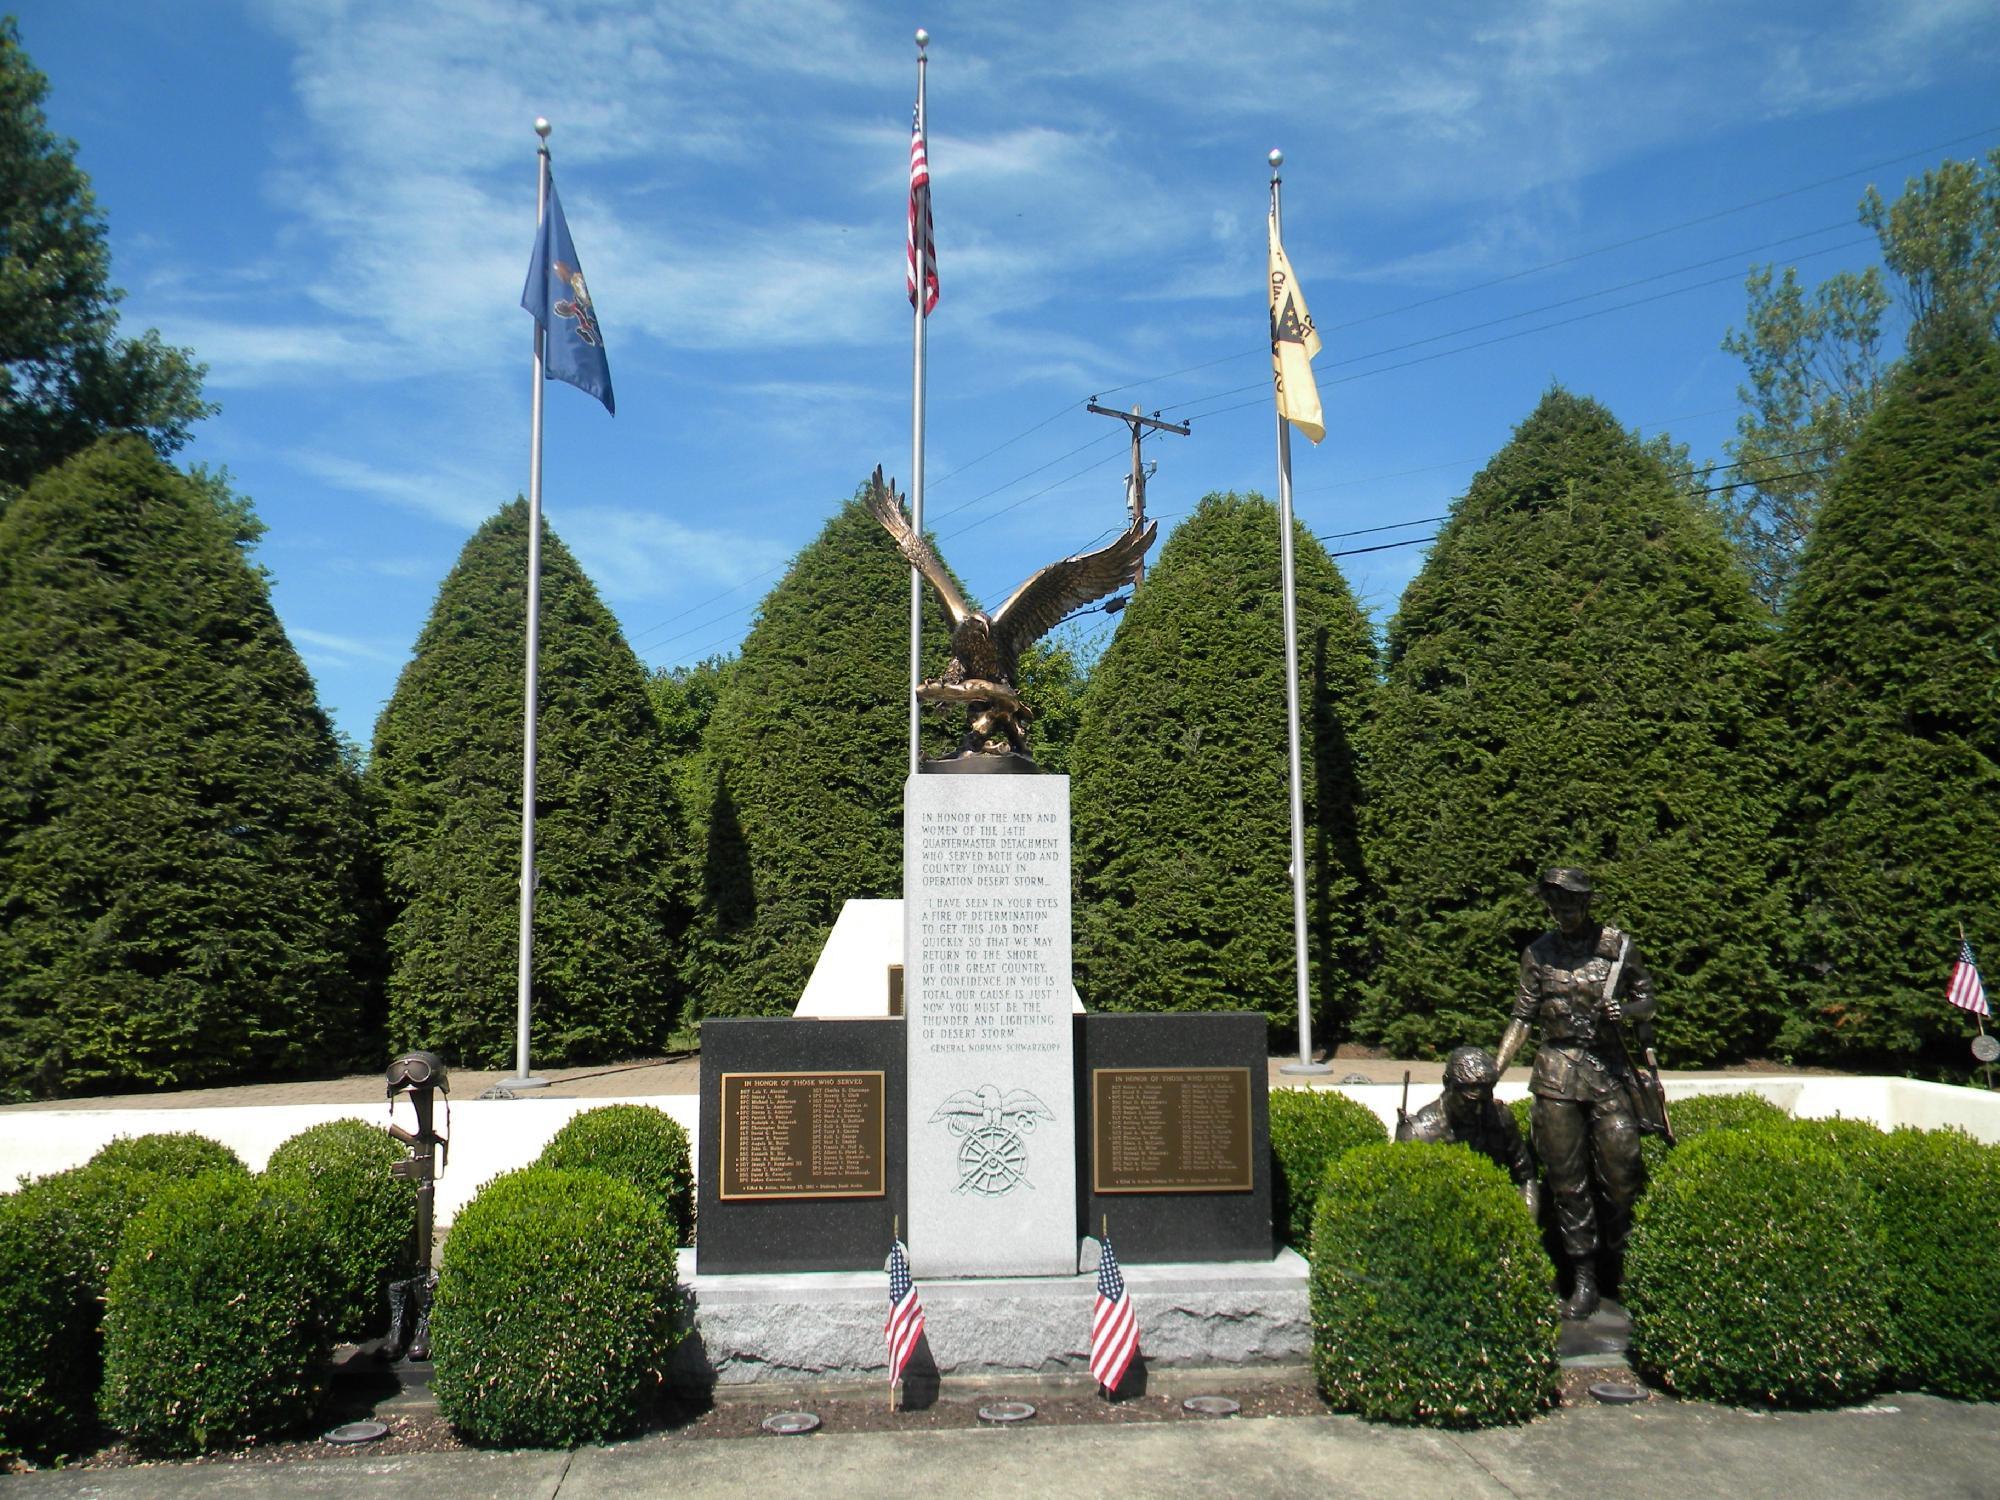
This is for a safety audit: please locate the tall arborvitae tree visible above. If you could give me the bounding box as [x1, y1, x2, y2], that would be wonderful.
[1357, 391, 1791, 1066]
[1785, 329, 2000, 1068]
[1068, 493, 1376, 1040]
[369, 500, 677, 1066]
[683, 490, 955, 1019]
[0, 437, 381, 1099]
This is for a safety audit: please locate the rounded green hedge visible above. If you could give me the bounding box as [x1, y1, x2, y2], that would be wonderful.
[0, 1169, 103, 1461]
[1311, 1142, 1560, 1427]
[89, 1130, 246, 1181]
[1782, 1122, 2000, 1399]
[2, 1139, 250, 1461]
[264, 1119, 417, 1341]
[535, 1104, 693, 1247]
[1638, 1090, 1788, 1177]
[101, 1171, 333, 1455]
[1270, 1087, 1388, 1252]
[429, 1167, 681, 1448]
[1625, 1126, 1885, 1407]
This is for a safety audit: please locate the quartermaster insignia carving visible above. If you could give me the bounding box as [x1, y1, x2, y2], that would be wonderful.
[930, 1084, 1055, 1197]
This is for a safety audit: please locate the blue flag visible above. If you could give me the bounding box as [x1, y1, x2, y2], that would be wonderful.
[521, 175, 614, 414]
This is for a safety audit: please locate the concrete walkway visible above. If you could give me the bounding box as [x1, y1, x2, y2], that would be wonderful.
[9, 1394, 1991, 1498]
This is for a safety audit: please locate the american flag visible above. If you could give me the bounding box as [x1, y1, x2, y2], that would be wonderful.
[1948, 936, 1989, 1017]
[1089, 1233, 1139, 1394]
[885, 1237, 925, 1385]
[906, 106, 938, 316]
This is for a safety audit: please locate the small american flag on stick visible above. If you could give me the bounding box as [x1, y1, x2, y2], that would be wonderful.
[906, 106, 938, 315]
[1089, 1232, 1139, 1395]
[886, 1237, 925, 1392]
[1948, 935, 1989, 1017]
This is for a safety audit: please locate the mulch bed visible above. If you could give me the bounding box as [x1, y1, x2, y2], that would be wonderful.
[28, 1358, 1658, 1471]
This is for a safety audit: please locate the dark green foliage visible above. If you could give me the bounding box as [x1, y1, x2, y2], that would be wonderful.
[0, 439, 384, 1098]
[1783, 332, 2000, 1068]
[430, 1167, 680, 1448]
[89, 1130, 247, 1180]
[370, 499, 678, 1066]
[1268, 1086, 1388, 1250]
[1850, 1126, 2000, 1398]
[1070, 494, 1376, 1036]
[1637, 1088, 1788, 1177]
[1311, 1142, 1559, 1427]
[1625, 1127, 1885, 1406]
[535, 1104, 693, 1246]
[0, 1169, 102, 1460]
[1359, 391, 1792, 1066]
[101, 1171, 333, 1455]
[0, 20, 212, 491]
[1013, 635, 1088, 777]
[681, 491, 953, 1019]
[263, 1120, 416, 1341]
[0, 1134, 250, 1458]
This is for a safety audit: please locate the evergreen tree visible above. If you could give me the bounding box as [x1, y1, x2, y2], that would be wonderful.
[1358, 391, 1792, 1066]
[0, 437, 380, 1098]
[682, 490, 953, 1019]
[0, 20, 212, 492]
[1785, 330, 2000, 1068]
[1068, 493, 1376, 1039]
[369, 500, 677, 1066]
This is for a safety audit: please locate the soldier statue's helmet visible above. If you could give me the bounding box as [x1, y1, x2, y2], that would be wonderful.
[1443, 1046, 1501, 1091]
[1537, 866, 1594, 898]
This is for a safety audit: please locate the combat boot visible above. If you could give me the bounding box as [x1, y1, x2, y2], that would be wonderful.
[1563, 1263, 1600, 1320]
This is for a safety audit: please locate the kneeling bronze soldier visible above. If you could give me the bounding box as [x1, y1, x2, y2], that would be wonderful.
[1395, 1046, 1539, 1217]
[1496, 868, 1655, 1320]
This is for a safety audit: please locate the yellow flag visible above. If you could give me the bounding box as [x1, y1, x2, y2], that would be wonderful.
[1268, 210, 1324, 444]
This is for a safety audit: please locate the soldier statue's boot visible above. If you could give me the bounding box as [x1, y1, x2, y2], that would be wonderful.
[1563, 1263, 1600, 1320]
[406, 1273, 438, 1362]
[380, 1278, 412, 1361]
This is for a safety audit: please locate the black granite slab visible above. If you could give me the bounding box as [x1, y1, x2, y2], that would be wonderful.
[696, 1017, 907, 1274]
[1074, 1012, 1272, 1263]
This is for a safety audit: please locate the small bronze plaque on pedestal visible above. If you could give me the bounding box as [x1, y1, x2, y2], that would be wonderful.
[719, 1070, 887, 1201]
[1092, 1066, 1254, 1194]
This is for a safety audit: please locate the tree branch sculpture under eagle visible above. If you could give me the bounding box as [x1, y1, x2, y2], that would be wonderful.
[866, 466, 1156, 763]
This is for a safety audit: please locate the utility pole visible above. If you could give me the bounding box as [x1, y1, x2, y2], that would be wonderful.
[1086, 402, 1189, 591]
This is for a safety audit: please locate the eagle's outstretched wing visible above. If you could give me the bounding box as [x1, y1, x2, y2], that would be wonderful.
[988, 519, 1158, 652]
[865, 466, 974, 629]
[930, 1090, 989, 1126]
[1000, 1089, 1055, 1126]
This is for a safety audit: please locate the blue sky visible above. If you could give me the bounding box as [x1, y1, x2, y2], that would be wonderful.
[15, 1, 1999, 747]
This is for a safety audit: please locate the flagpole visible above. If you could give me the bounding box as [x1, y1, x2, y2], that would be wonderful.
[908, 28, 931, 775]
[509, 119, 554, 1093]
[1271, 150, 1328, 1078]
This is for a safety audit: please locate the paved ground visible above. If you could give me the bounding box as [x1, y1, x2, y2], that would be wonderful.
[0, 1051, 1820, 1112]
[10, 1393, 1991, 1498]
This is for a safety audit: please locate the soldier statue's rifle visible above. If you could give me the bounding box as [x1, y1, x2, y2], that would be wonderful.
[1597, 936, 1675, 1144]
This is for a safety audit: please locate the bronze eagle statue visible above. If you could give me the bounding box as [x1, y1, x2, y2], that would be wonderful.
[866, 466, 1156, 762]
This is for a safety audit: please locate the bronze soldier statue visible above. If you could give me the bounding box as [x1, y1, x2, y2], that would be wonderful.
[1495, 868, 1656, 1319]
[1395, 1046, 1539, 1217]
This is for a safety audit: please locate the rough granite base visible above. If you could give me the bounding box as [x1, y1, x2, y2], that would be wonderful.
[670, 1247, 1309, 1388]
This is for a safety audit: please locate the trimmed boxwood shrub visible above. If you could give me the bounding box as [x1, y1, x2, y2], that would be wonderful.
[264, 1119, 416, 1341]
[89, 1130, 246, 1181]
[430, 1167, 681, 1448]
[536, 1104, 693, 1247]
[1625, 1126, 1885, 1407]
[1312, 1142, 1559, 1426]
[1638, 1089, 1789, 1177]
[0, 1169, 103, 1461]
[1269, 1087, 1388, 1251]
[2, 1136, 249, 1459]
[101, 1171, 333, 1455]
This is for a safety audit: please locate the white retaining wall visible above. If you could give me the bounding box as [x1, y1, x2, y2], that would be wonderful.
[2, 1077, 1991, 1226]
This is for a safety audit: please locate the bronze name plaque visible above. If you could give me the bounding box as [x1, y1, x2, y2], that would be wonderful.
[719, 1070, 887, 1201]
[1092, 1066, 1254, 1194]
